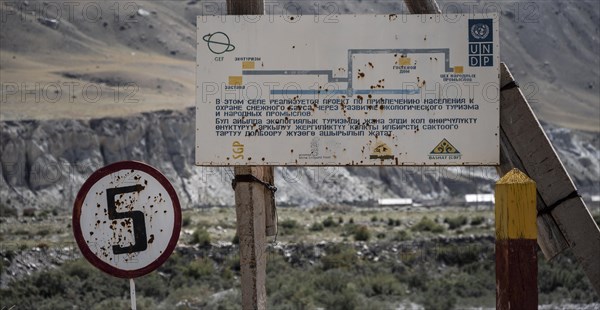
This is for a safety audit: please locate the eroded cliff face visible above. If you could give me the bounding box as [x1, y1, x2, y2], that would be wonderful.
[0, 108, 597, 211]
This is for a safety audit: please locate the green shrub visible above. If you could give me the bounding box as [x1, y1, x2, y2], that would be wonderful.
[280, 218, 299, 229]
[191, 227, 211, 246]
[394, 230, 411, 241]
[349, 218, 354, 224]
[226, 254, 241, 272]
[310, 222, 324, 231]
[412, 217, 445, 233]
[321, 244, 357, 270]
[376, 232, 386, 239]
[0, 203, 18, 218]
[470, 216, 486, 226]
[353, 225, 371, 241]
[23, 208, 36, 217]
[371, 216, 378, 222]
[360, 273, 404, 297]
[322, 216, 338, 228]
[338, 216, 344, 224]
[420, 279, 457, 310]
[185, 258, 214, 278]
[437, 244, 482, 266]
[445, 215, 468, 230]
[38, 210, 52, 219]
[182, 215, 192, 227]
[387, 218, 395, 226]
[279, 218, 302, 235]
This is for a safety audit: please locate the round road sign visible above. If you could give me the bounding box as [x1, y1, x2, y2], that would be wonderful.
[73, 161, 181, 278]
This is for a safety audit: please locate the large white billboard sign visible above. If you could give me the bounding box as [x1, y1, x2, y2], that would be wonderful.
[196, 14, 499, 166]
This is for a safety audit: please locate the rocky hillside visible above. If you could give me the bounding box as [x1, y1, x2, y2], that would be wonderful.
[0, 0, 598, 211]
[1, 108, 597, 211]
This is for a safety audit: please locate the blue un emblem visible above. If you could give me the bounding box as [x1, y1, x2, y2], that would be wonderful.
[468, 19, 493, 67]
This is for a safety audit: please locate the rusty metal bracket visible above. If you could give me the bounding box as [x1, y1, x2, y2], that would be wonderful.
[232, 174, 278, 193]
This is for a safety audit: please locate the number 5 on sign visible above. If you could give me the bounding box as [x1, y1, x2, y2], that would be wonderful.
[73, 161, 182, 279]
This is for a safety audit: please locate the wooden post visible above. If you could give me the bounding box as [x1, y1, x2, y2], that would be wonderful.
[227, 0, 263, 15]
[225, 2, 272, 310]
[404, 0, 441, 14]
[495, 168, 538, 309]
[234, 167, 268, 310]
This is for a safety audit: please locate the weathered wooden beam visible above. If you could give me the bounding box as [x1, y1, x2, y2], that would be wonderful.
[226, 0, 263, 15]
[551, 197, 600, 293]
[234, 167, 268, 310]
[495, 169, 538, 309]
[499, 65, 575, 207]
[499, 63, 600, 293]
[226, 2, 270, 309]
[498, 123, 570, 258]
[404, 0, 441, 14]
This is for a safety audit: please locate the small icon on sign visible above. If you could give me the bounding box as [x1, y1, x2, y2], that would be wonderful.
[370, 142, 394, 160]
[430, 138, 460, 154]
[203, 32, 235, 54]
[470, 23, 490, 40]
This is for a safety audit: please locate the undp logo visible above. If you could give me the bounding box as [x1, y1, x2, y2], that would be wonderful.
[471, 23, 490, 40]
[468, 19, 493, 42]
[468, 19, 493, 67]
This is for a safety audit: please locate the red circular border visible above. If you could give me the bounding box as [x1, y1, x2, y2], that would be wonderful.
[72, 161, 182, 279]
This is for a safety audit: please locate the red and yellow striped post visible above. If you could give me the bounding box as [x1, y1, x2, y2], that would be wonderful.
[495, 168, 538, 309]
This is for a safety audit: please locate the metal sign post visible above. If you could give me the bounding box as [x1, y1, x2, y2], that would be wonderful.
[73, 161, 182, 308]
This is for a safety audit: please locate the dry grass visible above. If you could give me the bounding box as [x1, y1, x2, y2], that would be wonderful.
[0, 50, 194, 121]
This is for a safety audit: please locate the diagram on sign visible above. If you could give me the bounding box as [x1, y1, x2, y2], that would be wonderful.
[237, 48, 462, 96]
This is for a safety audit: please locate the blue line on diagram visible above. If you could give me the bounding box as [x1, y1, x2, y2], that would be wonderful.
[242, 48, 454, 96]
